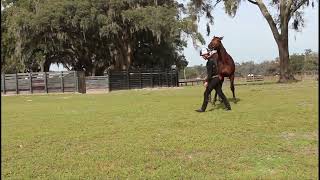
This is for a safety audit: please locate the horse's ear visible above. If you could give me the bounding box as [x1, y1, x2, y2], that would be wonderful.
[219, 36, 224, 40]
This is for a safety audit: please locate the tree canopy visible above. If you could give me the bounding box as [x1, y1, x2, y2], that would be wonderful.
[1, 0, 205, 75]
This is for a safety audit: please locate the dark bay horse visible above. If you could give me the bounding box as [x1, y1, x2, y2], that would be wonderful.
[207, 36, 236, 105]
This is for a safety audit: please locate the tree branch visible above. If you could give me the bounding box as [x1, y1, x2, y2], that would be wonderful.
[291, 0, 309, 14]
[213, 0, 222, 8]
[286, 0, 293, 16]
[255, 0, 280, 41]
[247, 0, 258, 5]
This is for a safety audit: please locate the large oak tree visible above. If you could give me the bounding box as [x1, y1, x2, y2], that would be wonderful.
[190, 0, 317, 82]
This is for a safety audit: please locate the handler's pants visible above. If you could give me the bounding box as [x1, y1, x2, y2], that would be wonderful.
[201, 77, 231, 111]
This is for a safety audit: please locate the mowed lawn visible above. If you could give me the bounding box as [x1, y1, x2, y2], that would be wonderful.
[1, 80, 318, 179]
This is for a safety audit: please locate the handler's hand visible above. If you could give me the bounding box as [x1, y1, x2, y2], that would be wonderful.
[204, 82, 208, 87]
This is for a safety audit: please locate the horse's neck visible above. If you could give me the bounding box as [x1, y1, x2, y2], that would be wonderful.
[217, 45, 229, 64]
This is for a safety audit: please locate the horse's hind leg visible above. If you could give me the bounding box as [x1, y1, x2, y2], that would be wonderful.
[213, 78, 224, 105]
[230, 74, 236, 102]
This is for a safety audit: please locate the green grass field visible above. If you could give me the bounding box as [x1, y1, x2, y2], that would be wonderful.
[2, 80, 318, 179]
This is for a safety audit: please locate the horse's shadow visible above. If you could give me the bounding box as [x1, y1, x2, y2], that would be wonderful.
[211, 97, 241, 104]
[208, 98, 241, 111]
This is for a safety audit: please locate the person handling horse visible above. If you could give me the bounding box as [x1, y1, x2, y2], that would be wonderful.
[196, 50, 231, 112]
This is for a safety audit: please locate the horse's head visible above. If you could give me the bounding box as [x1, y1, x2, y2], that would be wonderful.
[208, 36, 223, 50]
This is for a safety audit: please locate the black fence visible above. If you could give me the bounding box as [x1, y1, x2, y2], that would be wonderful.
[108, 69, 179, 91]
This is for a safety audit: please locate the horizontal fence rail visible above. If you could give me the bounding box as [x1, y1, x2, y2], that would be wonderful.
[179, 79, 204, 86]
[246, 75, 264, 82]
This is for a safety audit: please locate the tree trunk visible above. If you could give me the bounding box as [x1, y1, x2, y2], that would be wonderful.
[126, 43, 132, 70]
[277, 27, 297, 83]
[278, 43, 289, 82]
[92, 66, 96, 76]
[255, 0, 297, 83]
[40, 60, 50, 72]
[40, 62, 45, 72]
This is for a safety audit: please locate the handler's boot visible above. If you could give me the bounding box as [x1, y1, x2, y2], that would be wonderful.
[222, 99, 231, 111]
[195, 109, 205, 112]
[195, 100, 209, 112]
[225, 102, 231, 111]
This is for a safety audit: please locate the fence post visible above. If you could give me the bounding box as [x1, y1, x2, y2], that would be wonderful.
[150, 69, 153, 88]
[29, 72, 33, 94]
[170, 71, 173, 87]
[44, 72, 48, 93]
[61, 71, 64, 93]
[158, 71, 161, 87]
[2, 74, 6, 94]
[176, 71, 179, 87]
[106, 75, 109, 91]
[74, 71, 78, 92]
[165, 71, 169, 87]
[77, 71, 86, 93]
[127, 70, 130, 89]
[139, 69, 142, 89]
[108, 71, 112, 92]
[15, 73, 19, 94]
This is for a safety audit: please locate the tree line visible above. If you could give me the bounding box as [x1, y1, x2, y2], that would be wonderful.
[1, 0, 205, 75]
[180, 49, 318, 79]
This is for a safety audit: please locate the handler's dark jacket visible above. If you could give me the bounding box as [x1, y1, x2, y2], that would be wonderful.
[205, 58, 218, 82]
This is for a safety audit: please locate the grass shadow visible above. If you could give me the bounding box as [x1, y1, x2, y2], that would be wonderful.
[208, 98, 240, 111]
[210, 97, 241, 105]
[207, 103, 225, 111]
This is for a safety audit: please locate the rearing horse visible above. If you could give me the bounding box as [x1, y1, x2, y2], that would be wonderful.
[207, 36, 236, 104]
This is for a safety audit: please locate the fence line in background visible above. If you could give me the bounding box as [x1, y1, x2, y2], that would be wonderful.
[4, 71, 314, 95]
[1, 71, 85, 95]
[1, 70, 180, 94]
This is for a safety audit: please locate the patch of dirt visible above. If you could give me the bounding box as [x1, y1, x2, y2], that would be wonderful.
[297, 101, 314, 107]
[86, 90, 109, 94]
[280, 131, 318, 141]
[301, 146, 318, 156]
[132, 87, 184, 91]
